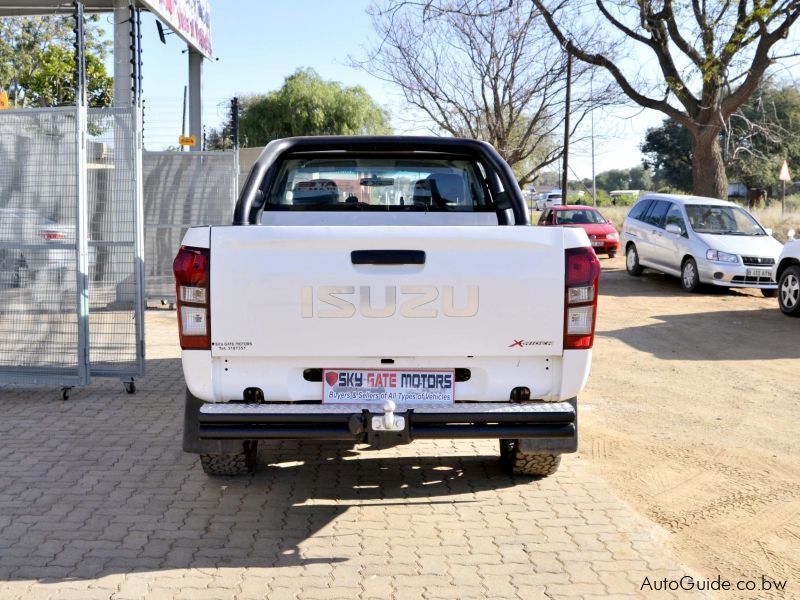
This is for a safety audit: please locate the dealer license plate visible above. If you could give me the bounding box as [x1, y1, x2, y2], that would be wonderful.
[746, 268, 772, 278]
[322, 369, 455, 404]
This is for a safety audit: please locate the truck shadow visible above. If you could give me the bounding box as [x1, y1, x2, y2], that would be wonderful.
[0, 364, 524, 583]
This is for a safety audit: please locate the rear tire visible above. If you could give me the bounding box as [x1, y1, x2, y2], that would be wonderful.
[625, 244, 643, 276]
[778, 266, 800, 317]
[500, 439, 561, 477]
[200, 441, 258, 476]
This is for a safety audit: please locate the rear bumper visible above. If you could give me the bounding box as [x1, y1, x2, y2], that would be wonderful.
[197, 401, 577, 451]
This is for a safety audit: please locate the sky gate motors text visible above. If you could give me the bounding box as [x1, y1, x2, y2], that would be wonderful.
[334, 371, 453, 389]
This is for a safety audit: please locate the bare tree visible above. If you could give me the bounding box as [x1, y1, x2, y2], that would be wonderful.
[530, 0, 800, 199]
[355, 0, 615, 185]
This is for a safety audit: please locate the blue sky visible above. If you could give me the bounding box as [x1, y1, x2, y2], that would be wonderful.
[124, 0, 665, 177]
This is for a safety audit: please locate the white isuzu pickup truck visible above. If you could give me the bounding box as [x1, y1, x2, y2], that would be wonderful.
[174, 137, 599, 478]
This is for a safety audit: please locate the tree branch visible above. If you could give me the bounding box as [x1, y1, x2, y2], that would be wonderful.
[532, 0, 692, 127]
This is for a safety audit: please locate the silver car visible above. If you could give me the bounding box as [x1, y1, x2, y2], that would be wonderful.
[621, 193, 783, 295]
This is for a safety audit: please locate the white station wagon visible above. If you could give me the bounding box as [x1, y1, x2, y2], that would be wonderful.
[621, 193, 783, 295]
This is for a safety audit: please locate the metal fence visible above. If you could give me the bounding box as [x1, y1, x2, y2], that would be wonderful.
[143, 150, 237, 302]
[0, 108, 86, 386]
[87, 108, 145, 378]
[0, 106, 144, 389]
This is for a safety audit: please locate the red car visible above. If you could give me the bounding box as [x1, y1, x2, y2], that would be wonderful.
[537, 205, 620, 257]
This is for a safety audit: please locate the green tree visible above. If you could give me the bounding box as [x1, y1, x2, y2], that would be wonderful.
[642, 83, 800, 192]
[728, 85, 800, 190]
[596, 169, 631, 192]
[641, 119, 694, 191]
[628, 166, 652, 191]
[232, 68, 391, 147]
[532, 0, 800, 199]
[0, 15, 112, 108]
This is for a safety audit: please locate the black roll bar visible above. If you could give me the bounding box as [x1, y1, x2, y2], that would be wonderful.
[232, 136, 530, 226]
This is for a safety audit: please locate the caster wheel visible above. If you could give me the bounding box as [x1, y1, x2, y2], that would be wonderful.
[123, 380, 136, 394]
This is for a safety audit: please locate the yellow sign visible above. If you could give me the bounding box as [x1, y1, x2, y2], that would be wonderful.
[179, 135, 197, 147]
[0, 91, 9, 110]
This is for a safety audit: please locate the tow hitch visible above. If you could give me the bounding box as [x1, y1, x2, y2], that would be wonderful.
[365, 400, 412, 448]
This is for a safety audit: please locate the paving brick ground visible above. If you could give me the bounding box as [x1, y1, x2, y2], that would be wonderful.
[0, 311, 707, 599]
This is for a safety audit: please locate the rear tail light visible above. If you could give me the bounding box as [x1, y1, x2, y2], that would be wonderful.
[173, 245, 210, 350]
[564, 247, 600, 349]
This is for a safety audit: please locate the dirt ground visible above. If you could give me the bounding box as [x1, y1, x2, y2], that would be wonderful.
[580, 253, 800, 591]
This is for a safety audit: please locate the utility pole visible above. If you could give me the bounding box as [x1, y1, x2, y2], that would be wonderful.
[561, 47, 572, 205]
[181, 85, 188, 152]
[590, 74, 596, 207]
[231, 96, 240, 151]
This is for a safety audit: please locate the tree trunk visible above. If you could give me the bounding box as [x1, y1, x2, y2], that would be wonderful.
[691, 130, 728, 199]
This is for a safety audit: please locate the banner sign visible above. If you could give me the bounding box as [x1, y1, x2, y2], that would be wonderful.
[142, 0, 212, 58]
[322, 369, 455, 404]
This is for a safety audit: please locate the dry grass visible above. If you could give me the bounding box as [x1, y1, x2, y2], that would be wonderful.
[750, 205, 800, 242]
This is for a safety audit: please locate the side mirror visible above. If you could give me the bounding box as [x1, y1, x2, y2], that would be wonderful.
[765, 227, 773, 237]
[607, 219, 614, 225]
[787, 229, 796, 240]
[665, 223, 682, 235]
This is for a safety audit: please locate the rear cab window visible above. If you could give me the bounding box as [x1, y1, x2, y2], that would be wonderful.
[263, 156, 494, 212]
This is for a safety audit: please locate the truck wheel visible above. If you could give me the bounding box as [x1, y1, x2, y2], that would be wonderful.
[199, 442, 258, 476]
[625, 244, 643, 276]
[500, 439, 561, 477]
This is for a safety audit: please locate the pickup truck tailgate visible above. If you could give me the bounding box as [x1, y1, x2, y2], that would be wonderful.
[209, 226, 567, 358]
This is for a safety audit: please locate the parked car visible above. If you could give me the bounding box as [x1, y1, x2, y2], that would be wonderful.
[0, 208, 39, 288]
[0, 208, 95, 290]
[538, 205, 619, 258]
[543, 190, 563, 210]
[774, 229, 800, 316]
[621, 193, 783, 294]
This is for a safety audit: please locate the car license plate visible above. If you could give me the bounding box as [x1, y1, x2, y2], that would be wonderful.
[746, 268, 771, 278]
[322, 369, 455, 404]
[591, 241, 604, 247]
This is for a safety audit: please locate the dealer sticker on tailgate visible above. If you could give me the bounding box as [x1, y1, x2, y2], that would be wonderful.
[322, 369, 455, 404]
